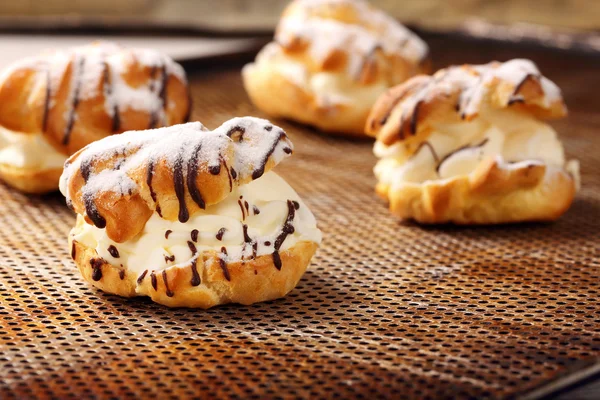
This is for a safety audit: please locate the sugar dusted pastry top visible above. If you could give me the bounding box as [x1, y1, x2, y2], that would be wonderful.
[0, 41, 190, 156]
[367, 59, 566, 146]
[60, 118, 293, 243]
[276, 0, 428, 81]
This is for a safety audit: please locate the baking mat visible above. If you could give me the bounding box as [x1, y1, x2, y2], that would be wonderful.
[0, 48, 599, 398]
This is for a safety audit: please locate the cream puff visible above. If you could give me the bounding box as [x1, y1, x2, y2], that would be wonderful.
[366, 59, 580, 224]
[242, 0, 429, 137]
[0, 41, 191, 194]
[60, 117, 322, 308]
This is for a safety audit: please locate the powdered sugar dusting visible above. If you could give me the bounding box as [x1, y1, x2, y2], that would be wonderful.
[0, 41, 188, 133]
[276, 0, 428, 76]
[59, 118, 293, 213]
[390, 59, 564, 136]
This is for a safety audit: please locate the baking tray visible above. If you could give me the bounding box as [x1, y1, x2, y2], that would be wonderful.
[0, 36, 599, 399]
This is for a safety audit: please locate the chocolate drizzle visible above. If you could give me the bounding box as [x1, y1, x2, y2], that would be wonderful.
[137, 270, 148, 284]
[227, 126, 245, 141]
[165, 230, 172, 239]
[219, 247, 231, 281]
[253, 205, 260, 215]
[238, 198, 246, 220]
[90, 258, 104, 281]
[191, 229, 199, 242]
[148, 63, 168, 129]
[272, 200, 296, 270]
[84, 192, 106, 229]
[216, 227, 227, 241]
[222, 159, 233, 191]
[151, 272, 158, 290]
[410, 100, 423, 135]
[71, 241, 77, 260]
[187, 240, 201, 286]
[187, 142, 206, 210]
[162, 270, 174, 297]
[102, 61, 120, 133]
[147, 160, 162, 216]
[436, 138, 489, 174]
[414, 141, 439, 163]
[512, 73, 538, 97]
[42, 69, 51, 132]
[164, 254, 175, 263]
[173, 152, 189, 222]
[107, 245, 120, 258]
[252, 131, 286, 180]
[62, 56, 85, 145]
[119, 270, 125, 280]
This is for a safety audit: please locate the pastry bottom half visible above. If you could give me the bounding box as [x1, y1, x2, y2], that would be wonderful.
[376, 159, 577, 224]
[69, 218, 319, 309]
[0, 163, 62, 194]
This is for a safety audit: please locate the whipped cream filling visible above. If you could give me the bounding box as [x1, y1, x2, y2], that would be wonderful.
[0, 126, 66, 170]
[247, 44, 387, 109]
[72, 171, 322, 277]
[374, 109, 576, 189]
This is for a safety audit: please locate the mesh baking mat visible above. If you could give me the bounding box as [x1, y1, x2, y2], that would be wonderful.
[0, 67, 598, 400]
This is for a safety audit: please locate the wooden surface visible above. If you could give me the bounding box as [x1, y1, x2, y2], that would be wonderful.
[0, 34, 598, 399]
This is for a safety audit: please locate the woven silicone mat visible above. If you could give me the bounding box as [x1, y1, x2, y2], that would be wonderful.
[1, 38, 599, 399]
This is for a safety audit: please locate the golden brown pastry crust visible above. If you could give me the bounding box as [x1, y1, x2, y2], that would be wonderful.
[243, 0, 429, 136]
[0, 41, 190, 194]
[366, 61, 567, 147]
[0, 163, 63, 194]
[0, 41, 191, 155]
[61, 119, 293, 243]
[367, 59, 578, 224]
[377, 158, 576, 224]
[69, 217, 318, 309]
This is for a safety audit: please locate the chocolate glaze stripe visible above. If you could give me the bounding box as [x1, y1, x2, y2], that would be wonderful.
[62, 56, 85, 145]
[162, 270, 174, 297]
[107, 245, 120, 258]
[272, 200, 296, 270]
[216, 227, 227, 241]
[71, 241, 77, 260]
[238, 199, 246, 221]
[435, 138, 489, 174]
[219, 247, 231, 281]
[187, 240, 201, 286]
[226, 125, 245, 141]
[147, 160, 163, 217]
[413, 141, 440, 163]
[147, 62, 168, 129]
[137, 270, 148, 284]
[151, 272, 158, 290]
[42, 67, 51, 132]
[191, 229, 199, 243]
[409, 100, 424, 135]
[173, 151, 189, 222]
[84, 192, 107, 229]
[252, 131, 287, 180]
[90, 258, 104, 281]
[186, 142, 206, 210]
[222, 158, 233, 191]
[101, 61, 120, 133]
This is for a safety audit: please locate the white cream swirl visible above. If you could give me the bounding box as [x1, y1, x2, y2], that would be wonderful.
[374, 108, 574, 189]
[0, 126, 66, 170]
[72, 171, 322, 276]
